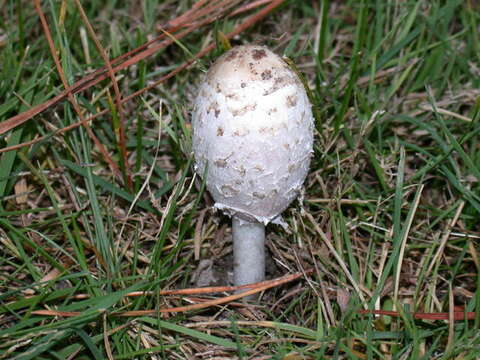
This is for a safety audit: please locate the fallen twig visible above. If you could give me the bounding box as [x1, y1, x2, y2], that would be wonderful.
[31, 270, 310, 317]
[0, 0, 284, 140]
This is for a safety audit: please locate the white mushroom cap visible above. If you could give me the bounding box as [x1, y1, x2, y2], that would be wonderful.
[192, 45, 314, 224]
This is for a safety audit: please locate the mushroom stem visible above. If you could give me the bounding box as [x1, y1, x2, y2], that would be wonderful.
[232, 215, 265, 293]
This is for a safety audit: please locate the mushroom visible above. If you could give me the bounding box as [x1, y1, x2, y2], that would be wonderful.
[192, 45, 314, 292]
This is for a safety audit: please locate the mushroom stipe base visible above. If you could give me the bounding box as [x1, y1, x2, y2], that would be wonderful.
[233, 216, 265, 298]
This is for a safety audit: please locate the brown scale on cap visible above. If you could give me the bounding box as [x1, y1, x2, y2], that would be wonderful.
[207, 101, 220, 115]
[252, 49, 267, 60]
[220, 184, 239, 197]
[261, 70, 272, 80]
[214, 159, 227, 168]
[286, 95, 298, 108]
[225, 49, 239, 61]
[252, 192, 266, 199]
[267, 107, 278, 116]
[230, 103, 257, 117]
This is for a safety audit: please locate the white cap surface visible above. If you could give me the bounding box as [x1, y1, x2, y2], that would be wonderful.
[192, 45, 314, 224]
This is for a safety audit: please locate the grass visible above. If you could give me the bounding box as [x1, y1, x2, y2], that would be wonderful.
[1, 0, 479, 358]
